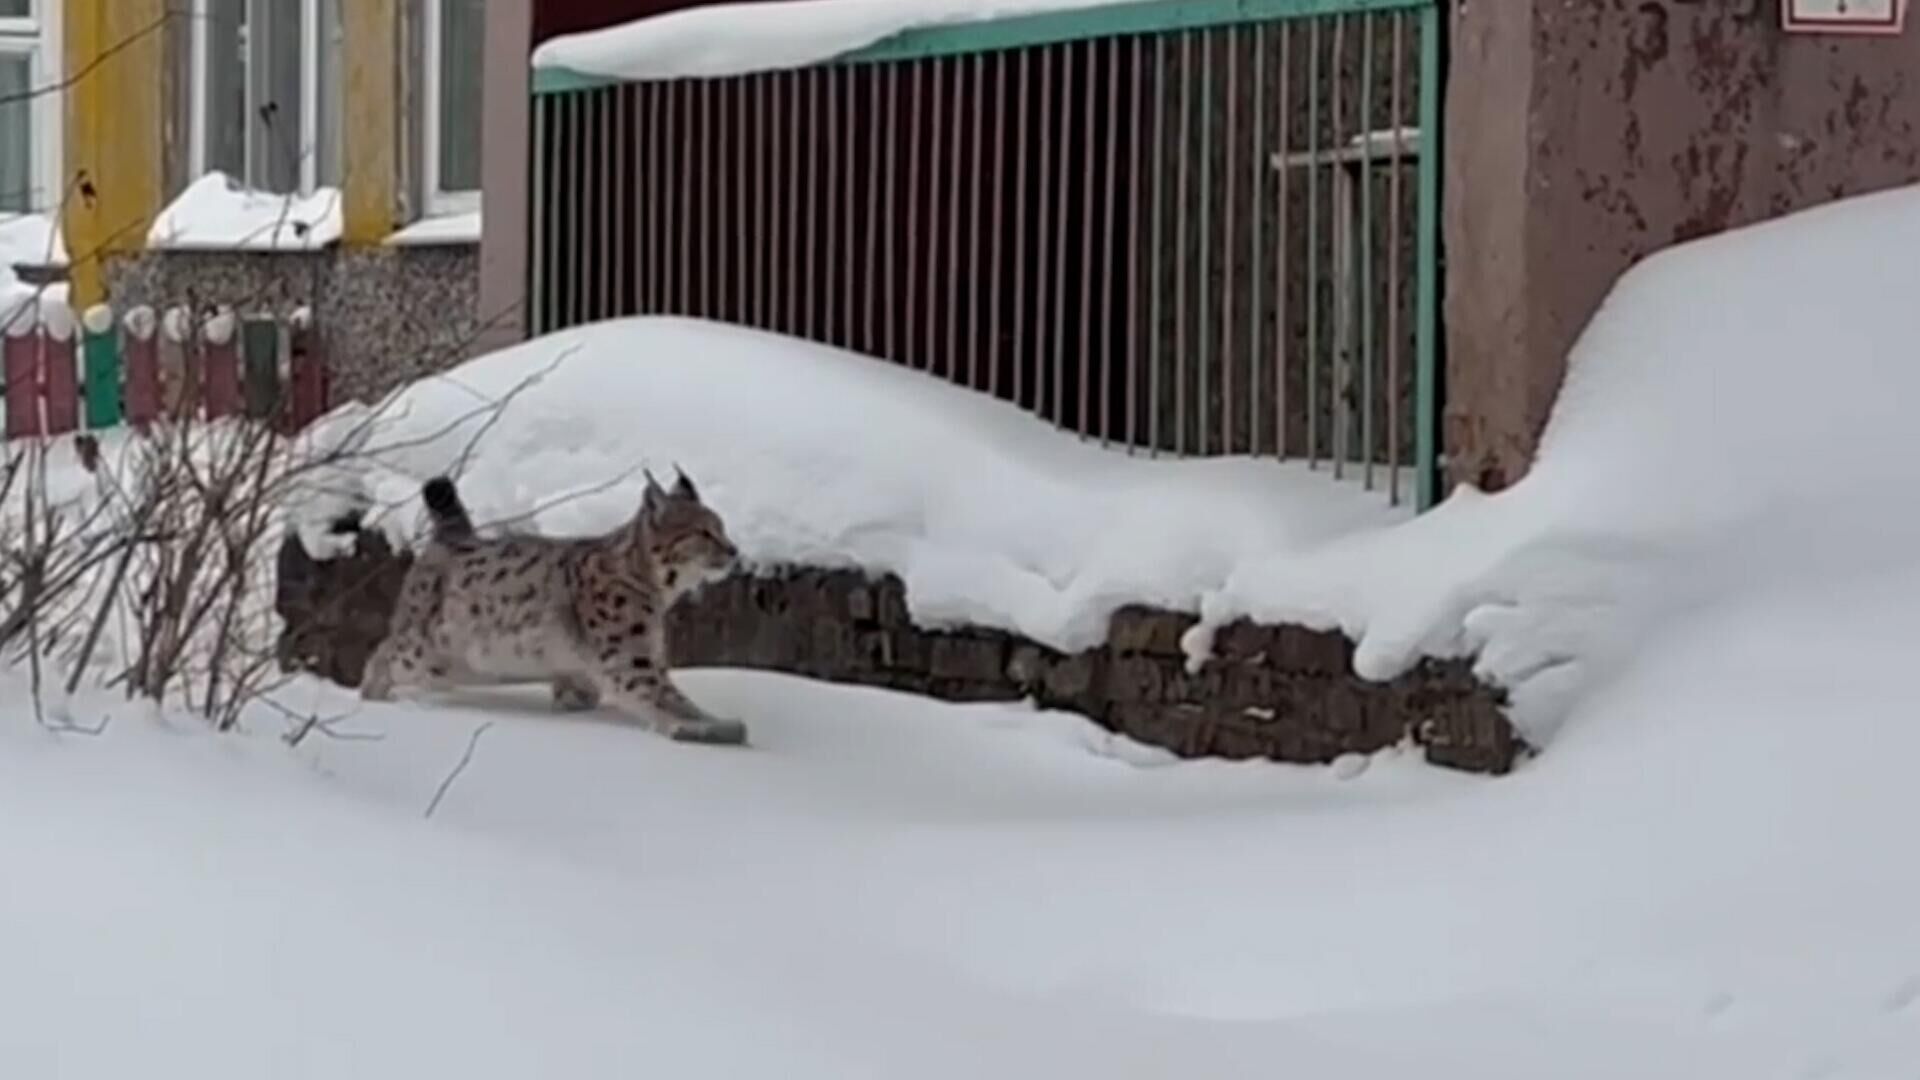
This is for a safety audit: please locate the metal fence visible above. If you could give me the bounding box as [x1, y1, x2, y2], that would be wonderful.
[530, 0, 1443, 507]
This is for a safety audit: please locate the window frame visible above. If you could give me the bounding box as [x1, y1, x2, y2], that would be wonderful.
[188, 0, 339, 195]
[0, 0, 62, 217]
[421, 0, 480, 217]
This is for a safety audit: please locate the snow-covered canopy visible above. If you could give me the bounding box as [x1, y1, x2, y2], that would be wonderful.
[533, 0, 1125, 82]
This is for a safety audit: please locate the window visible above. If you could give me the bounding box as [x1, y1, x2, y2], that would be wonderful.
[192, 0, 343, 194]
[424, 0, 482, 213]
[0, 0, 57, 215]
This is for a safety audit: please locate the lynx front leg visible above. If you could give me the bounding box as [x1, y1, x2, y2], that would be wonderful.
[360, 633, 454, 701]
[551, 673, 602, 713]
[590, 660, 747, 745]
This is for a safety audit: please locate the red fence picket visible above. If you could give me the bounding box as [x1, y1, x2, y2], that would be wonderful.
[125, 331, 161, 427]
[3, 330, 42, 438]
[40, 329, 79, 436]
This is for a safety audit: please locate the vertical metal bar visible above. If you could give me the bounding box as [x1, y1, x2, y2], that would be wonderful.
[988, 51, 1007, 398]
[1078, 40, 1098, 438]
[927, 59, 946, 374]
[530, 98, 548, 336]
[967, 53, 986, 388]
[786, 71, 803, 333]
[1127, 35, 1146, 451]
[947, 56, 964, 383]
[1036, 48, 1054, 412]
[611, 88, 626, 320]
[700, 79, 716, 318]
[1250, 24, 1266, 456]
[884, 65, 900, 360]
[570, 94, 587, 329]
[754, 75, 769, 327]
[650, 84, 666, 314]
[825, 68, 841, 343]
[867, 67, 884, 353]
[804, 69, 821, 339]
[1100, 35, 1121, 446]
[677, 82, 694, 315]
[844, 67, 859, 346]
[1014, 50, 1032, 407]
[1305, 21, 1321, 469]
[1174, 32, 1191, 455]
[1330, 15, 1347, 480]
[1197, 31, 1214, 456]
[1388, 14, 1406, 505]
[1220, 29, 1239, 455]
[1361, 12, 1377, 491]
[1416, 2, 1442, 510]
[737, 80, 751, 326]
[1053, 44, 1077, 428]
[1276, 23, 1291, 460]
[1149, 35, 1166, 456]
[906, 63, 924, 368]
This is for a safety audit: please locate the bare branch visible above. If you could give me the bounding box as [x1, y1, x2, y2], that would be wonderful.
[425, 721, 496, 820]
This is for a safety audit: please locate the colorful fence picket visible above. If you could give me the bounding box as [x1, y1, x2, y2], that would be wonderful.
[0, 301, 331, 441]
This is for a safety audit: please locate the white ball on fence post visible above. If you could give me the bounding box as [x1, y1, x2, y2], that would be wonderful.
[124, 305, 159, 342]
[82, 303, 115, 337]
[162, 305, 193, 344]
[202, 308, 237, 346]
[39, 300, 76, 342]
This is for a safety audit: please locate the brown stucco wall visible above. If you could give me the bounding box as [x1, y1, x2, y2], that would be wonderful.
[1444, 3, 1920, 492]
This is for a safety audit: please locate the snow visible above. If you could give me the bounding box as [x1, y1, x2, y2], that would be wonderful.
[1196, 180, 1920, 744]
[4, 167, 1918, 1077]
[533, 0, 1124, 81]
[297, 317, 1407, 653]
[0, 212, 69, 332]
[385, 208, 483, 247]
[146, 172, 343, 252]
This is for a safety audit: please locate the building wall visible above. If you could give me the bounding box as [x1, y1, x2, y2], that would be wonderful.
[1444, 2, 1920, 492]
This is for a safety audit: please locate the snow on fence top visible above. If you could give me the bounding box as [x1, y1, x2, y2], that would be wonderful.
[532, 0, 1127, 82]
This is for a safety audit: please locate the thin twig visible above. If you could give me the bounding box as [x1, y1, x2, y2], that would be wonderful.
[425, 721, 495, 819]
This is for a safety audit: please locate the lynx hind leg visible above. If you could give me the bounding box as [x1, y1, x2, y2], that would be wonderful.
[551, 673, 602, 713]
[361, 562, 452, 701]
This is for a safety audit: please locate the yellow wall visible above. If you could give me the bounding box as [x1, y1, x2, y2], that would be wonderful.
[60, 0, 165, 311]
[342, 0, 399, 244]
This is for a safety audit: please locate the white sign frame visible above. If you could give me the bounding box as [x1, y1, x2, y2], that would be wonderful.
[1784, 0, 1908, 35]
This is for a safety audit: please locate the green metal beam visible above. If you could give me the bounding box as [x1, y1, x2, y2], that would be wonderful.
[1414, 1, 1443, 511]
[531, 0, 1433, 94]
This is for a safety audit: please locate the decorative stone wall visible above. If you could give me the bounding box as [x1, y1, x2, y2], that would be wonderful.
[104, 243, 482, 405]
[277, 527, 1522, 775]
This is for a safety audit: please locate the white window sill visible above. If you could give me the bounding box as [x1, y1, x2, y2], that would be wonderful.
[387, 208, 482, 248]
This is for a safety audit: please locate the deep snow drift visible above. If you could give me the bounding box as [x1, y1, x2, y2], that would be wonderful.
[296, 318, 1405, 655]
[5, 182, 1920, 1078]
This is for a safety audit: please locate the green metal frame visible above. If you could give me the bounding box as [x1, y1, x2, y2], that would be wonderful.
[529, 0, 1447, 510]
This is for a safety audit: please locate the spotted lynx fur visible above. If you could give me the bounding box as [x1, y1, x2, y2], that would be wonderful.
[360, 469, 747, 745]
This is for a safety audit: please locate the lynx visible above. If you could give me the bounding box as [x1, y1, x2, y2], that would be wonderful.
[360, 468, 747, 745]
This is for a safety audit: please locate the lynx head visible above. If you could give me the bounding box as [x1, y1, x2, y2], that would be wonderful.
[632, 466, 738, 589]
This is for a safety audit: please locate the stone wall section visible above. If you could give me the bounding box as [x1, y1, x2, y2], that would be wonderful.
[277, 532, 1522, 775]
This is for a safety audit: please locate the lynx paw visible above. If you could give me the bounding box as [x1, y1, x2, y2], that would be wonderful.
[668, 718, 749, 746]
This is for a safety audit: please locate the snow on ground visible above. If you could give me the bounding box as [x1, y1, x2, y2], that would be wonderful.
[146, 172, 343, 252]
[5, 180, 1919, 1076]
[297, 317, 1406, 653]
[1196, 180, 1920, 745]
[533, 0, 1125, 81]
